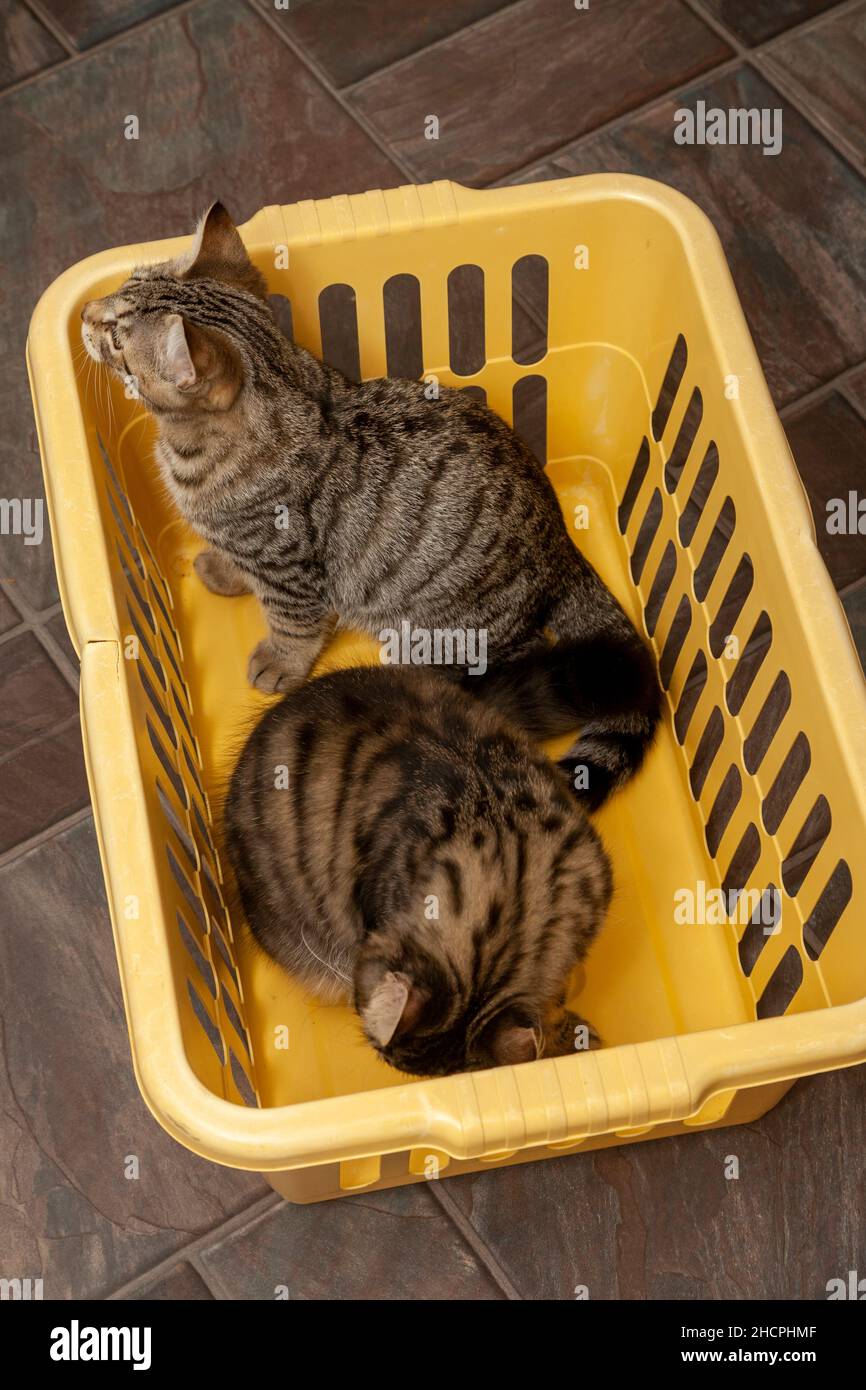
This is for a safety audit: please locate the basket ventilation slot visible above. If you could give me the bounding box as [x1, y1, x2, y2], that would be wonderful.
[618, 335, 856, 1022]
[93, 431, 260, 1109]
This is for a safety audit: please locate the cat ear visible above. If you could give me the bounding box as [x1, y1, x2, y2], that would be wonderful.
[162, 314, 197, 389]
[182, 201, 268, 300]
[480, 1009, 542, 1067]
[360, 969, 426, 1047]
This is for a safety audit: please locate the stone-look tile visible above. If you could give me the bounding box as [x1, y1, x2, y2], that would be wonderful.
[0, 4, 65, 90]
[440, 1066, 866, 1299]
[763, 1, 866, 171]
[348, 0, 731, 185]
[200, 1185, 504, 1300]
[843, 580, 866, 672]
[844, 365, 866, 416]
[45, 611, 79, 666]
[516, 67, 866, 407]
[0, 630, 76, 754]
[0, 721, 89, 853]
[39, 0, 184, 50]
[784, 395, 866, 591]
[0, 818, 267, 1299]
[698, 0, 844, 46]
[257, 0, 515, 89]
[0, 585, 22, 634]
[123, 1260, 215, 1300]
[6, 0, 401, 613]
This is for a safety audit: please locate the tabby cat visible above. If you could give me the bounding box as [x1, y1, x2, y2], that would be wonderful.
[81, 202, 659, 809]
[225, 664, 612, 1076]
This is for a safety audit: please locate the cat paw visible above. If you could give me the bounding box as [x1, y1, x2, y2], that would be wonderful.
[543, 1008, 602, 1057]
[247, 641, 302, 694]
[194, 549, 249, 597]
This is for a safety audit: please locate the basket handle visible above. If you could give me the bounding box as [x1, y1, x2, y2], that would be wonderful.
[418, 1003, 866, 1160]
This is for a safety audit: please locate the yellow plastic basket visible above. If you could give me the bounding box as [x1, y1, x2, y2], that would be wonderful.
[28, 175, 866, 1203]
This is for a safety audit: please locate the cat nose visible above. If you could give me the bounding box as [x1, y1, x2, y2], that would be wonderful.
[81, 300, 114, 325]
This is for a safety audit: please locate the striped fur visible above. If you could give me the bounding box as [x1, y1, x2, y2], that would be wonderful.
[224, 666, 611, 1076]
[81, 202, 660, 808]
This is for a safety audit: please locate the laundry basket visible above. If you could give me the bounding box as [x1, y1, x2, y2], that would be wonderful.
[28, 175, 866, 1203]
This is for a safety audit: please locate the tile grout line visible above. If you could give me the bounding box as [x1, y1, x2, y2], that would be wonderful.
[681, 0, 748, 58]
[0, 710, 81, 772]
[337, 0, 536, 95]
[245, 0, 725, 338]
[492, 0, 865, 187]
[0, 804, 93, 873]
[0, 607, 80, 690]
[684, 0, 866, 181]
[749, 54, 866, 179]
[31, 621, 80, 692]
[837, 382, 866, 425]
[21, 0, 77, 55]
[243, 0, 420, 186]
[837, 573, 866, 602]
[0, 579, 61, 626]
[0, 0, 206, 103]
[240, 0, 546, 347]
[428, 1183, 523, 1299]
[779, 363, 866, 420]
[104, 1191, 283, 1300]
[688, 0, 865, 51]
[489, 54, 746, 187]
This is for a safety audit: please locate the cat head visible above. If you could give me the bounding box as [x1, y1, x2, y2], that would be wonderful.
[354, 949, 543, 1078]
[80, 202, 275, 414]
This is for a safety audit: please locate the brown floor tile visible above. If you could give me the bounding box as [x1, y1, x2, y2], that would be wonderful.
[843, 579, 866, 671]
[0, 585, 22, 634]
[40, 0, 185, 50]
[0, 720, 89, 853]
[257, 0, 515, 89]
[45, 611, 79, 666]
[199, 1185, 504, 1300]
[0, 4, 65, 90]
[784, 394, 866, 591]
[439, 1066, 866, 1299]
[5, 0, 401, 613]
[515, 66, 866, 406]
[0, 630, 76, 753]
[123, 1260, 215, 1300]
[0, 817, 267, 1299]
[348, 0, 731, 185]
[698, 0, 845, 46]
[762, 0, 866, 172]
[844, 364, 866, 415]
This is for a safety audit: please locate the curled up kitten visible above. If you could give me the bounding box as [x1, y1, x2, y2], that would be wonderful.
[81, 202, 660, 810]
[224, 665, 611, 1077]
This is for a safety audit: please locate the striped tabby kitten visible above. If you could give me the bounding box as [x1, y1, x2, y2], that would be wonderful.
[225, 665, 612, 1076]
[81, 202, 659, 808]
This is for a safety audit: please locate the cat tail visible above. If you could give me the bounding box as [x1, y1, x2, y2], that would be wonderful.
[465, 603, 661, 811]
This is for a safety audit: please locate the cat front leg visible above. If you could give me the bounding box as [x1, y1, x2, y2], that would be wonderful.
[541, 1000, 602, 1057]
[247, 606, 336, 695]
[194, 547, 250, 597]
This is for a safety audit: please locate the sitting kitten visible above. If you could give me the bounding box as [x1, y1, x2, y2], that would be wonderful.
[81, 201, 659, 807]
[224, 665, 612, 1076]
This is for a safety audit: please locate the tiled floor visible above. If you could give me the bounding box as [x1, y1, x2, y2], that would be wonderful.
[2, 0, 866, 1300]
